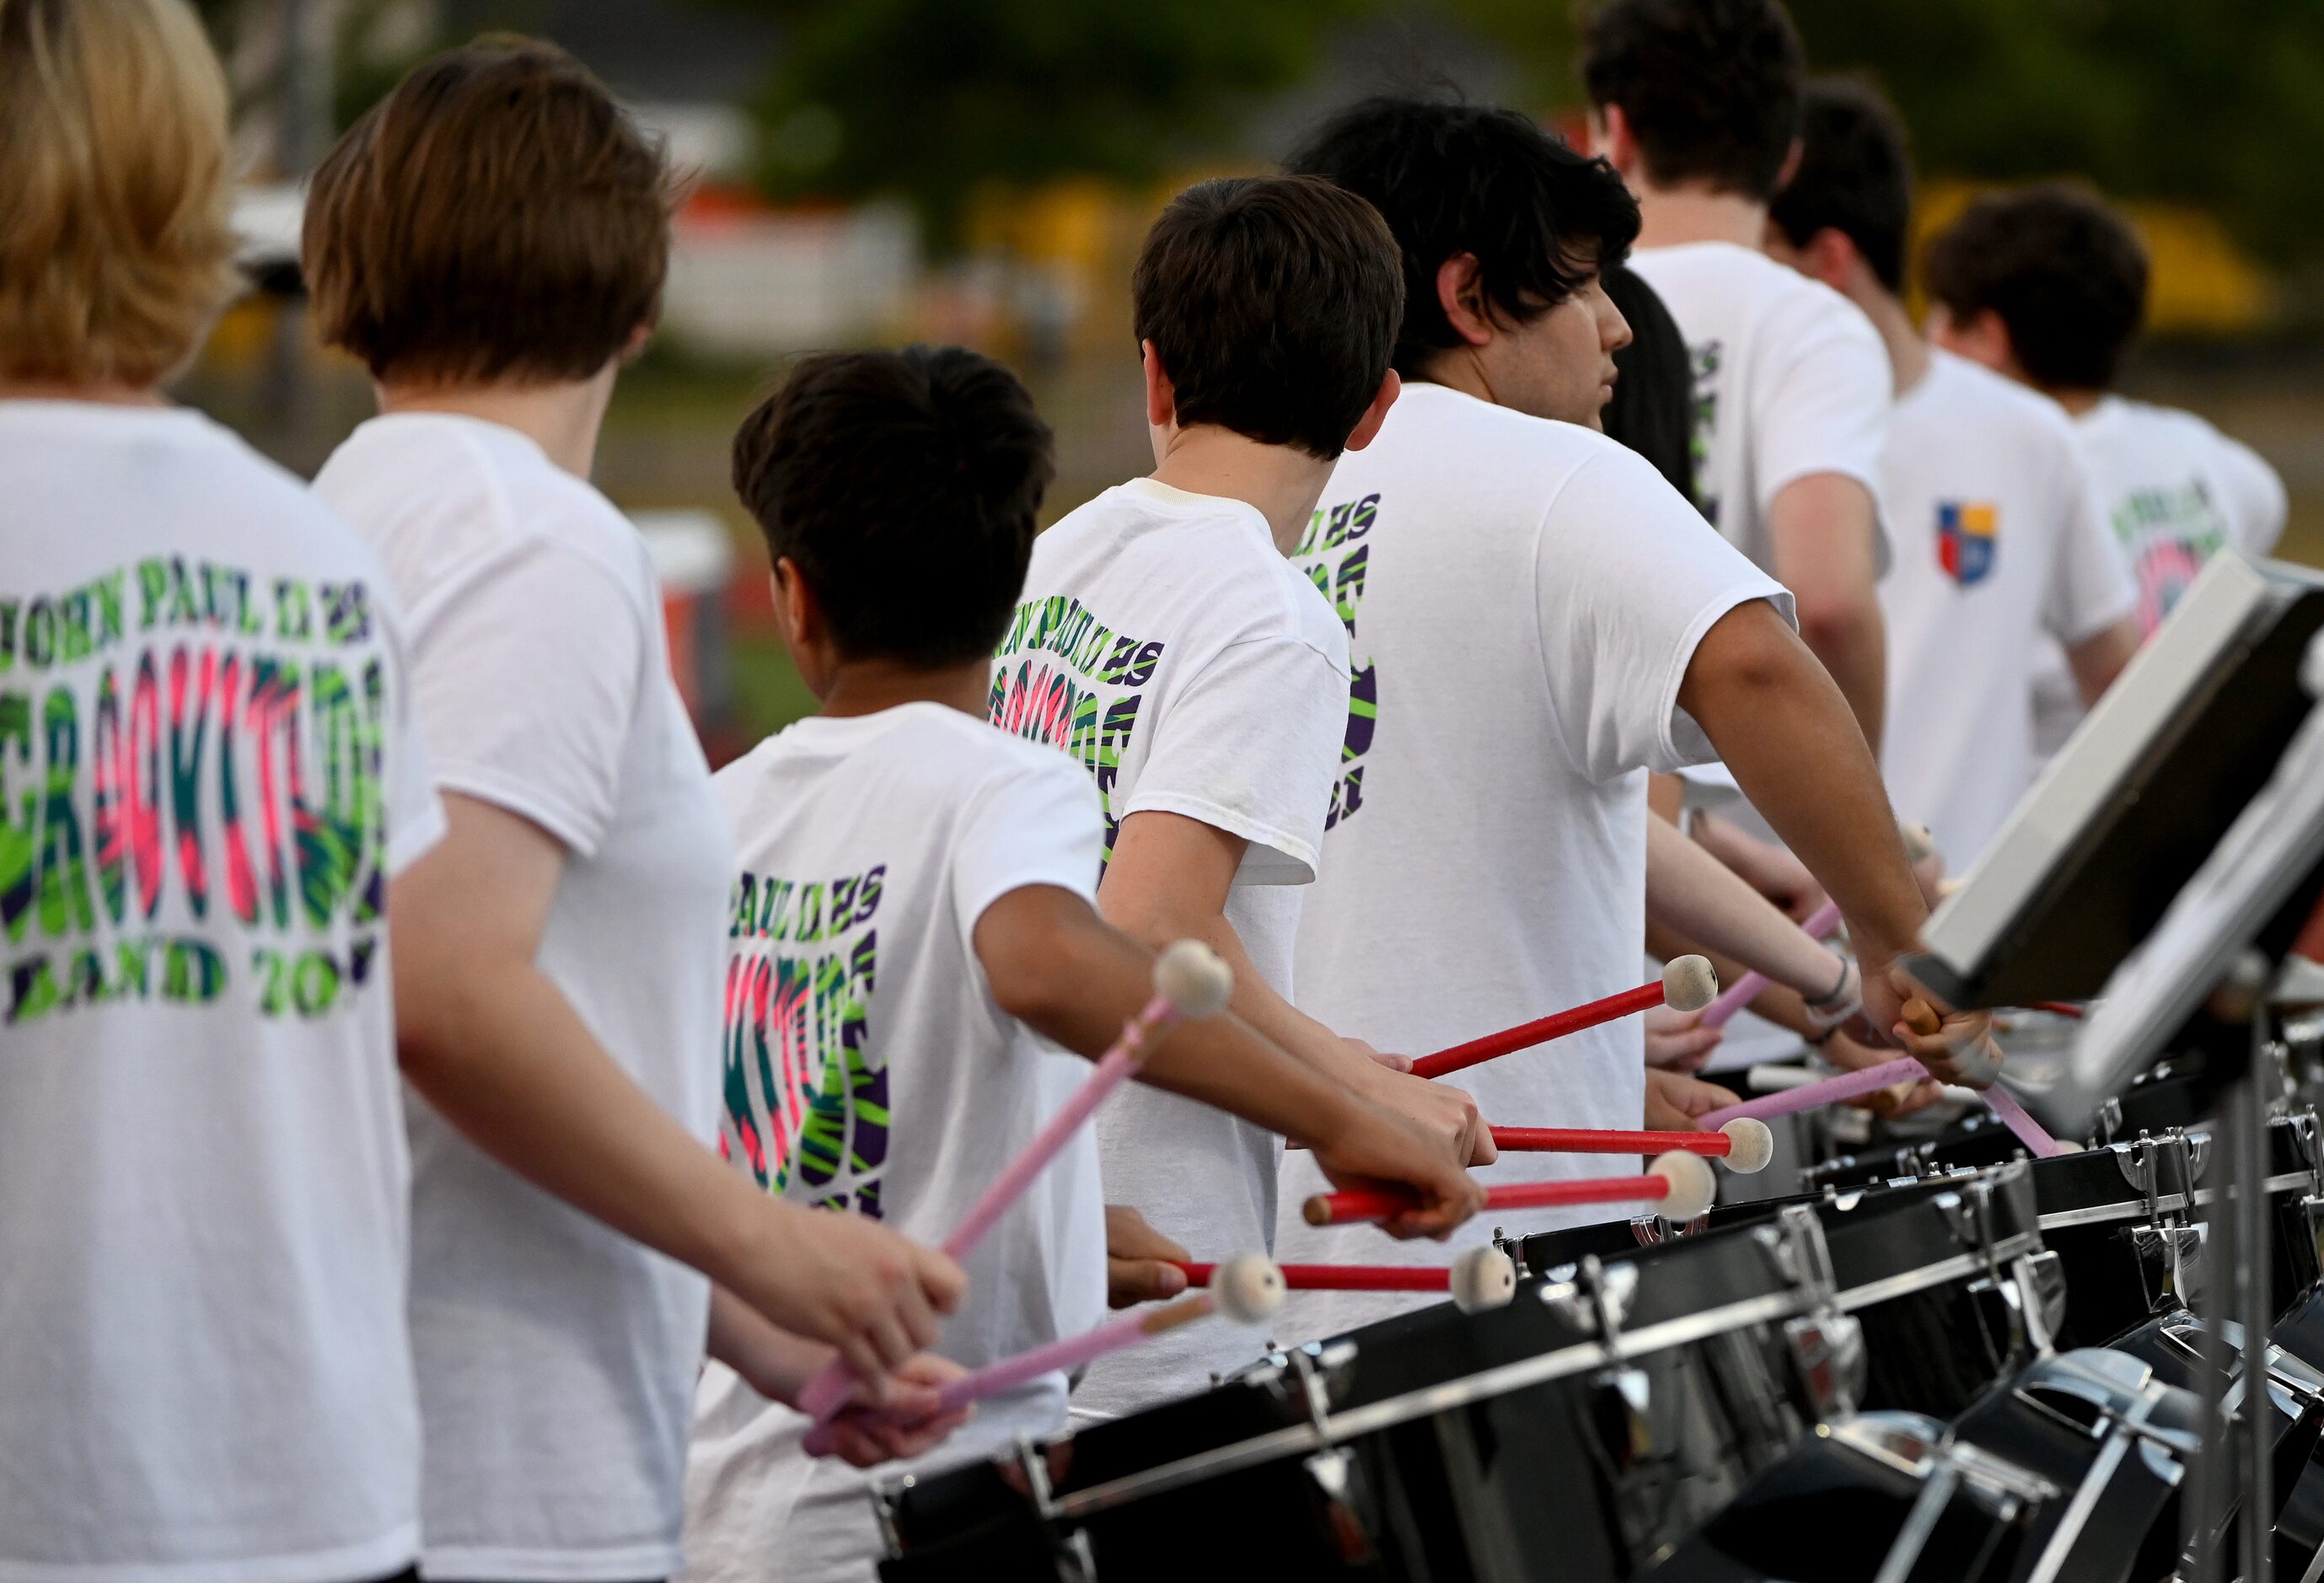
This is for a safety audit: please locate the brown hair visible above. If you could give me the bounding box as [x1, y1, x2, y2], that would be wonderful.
[1132, 176, 1404, 461]
[305, 38, 673, 386]
[0, 0, 239, 388]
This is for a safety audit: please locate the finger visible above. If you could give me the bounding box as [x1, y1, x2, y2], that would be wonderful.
[869, 1314, 918, 1373]
[897, 1285, 942, 1353]
[1108, 1258, 1188, 1305]
[1468, 1124, 1499, 1167]
[1371, 1049, 1414, 1072]
[836, 1332, 887, 1388]
[918, 1250, 968, 1315]
[1693, 1081, 1739, 1114]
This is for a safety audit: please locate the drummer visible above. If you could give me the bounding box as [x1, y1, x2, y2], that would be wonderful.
[1269, 95, 1988, 1336]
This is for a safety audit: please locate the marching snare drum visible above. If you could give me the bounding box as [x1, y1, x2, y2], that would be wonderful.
[1517, 1163, 2055, 1419]
[874, 1206, 1852, 1581]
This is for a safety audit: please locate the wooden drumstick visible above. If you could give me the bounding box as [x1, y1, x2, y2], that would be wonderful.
[1489, 1121, 1775, 1172]
[797, 940, 1235, 1428]
[1900, 999, 2069, 1158]
[1410, 958, 1718, 1079]
[1303, 1151, 1717, 1227]
[1172, 1246, 1520, 1313]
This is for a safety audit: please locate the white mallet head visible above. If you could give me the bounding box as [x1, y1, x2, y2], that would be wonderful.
[1662, 955, 1718, 1014]
[1153, 940, 1234, 1020]
[1449, 1245, 1519, 1313]
[1719, 1118, 1775, 1174]
[1207, 1253, 1286, 1324]
[1650, 1150, 1718, 1222]
[1901, 822, 1937, 863]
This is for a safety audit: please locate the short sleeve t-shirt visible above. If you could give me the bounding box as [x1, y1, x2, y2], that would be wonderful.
[2029, 397, 2290, 757]
[1627, 241, 1892, 577]
[1879, 353, 2137, 864]
[682, 703, 1108, 1583]
[0, 402, 441, 1583]
[1269, 384, 1792, 1342]
[990, 477, 1347, 1412]
[315, 415, 733, 1582]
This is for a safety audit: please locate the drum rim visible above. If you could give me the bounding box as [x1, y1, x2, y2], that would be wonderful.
[1038, 1279, 1822, 1523]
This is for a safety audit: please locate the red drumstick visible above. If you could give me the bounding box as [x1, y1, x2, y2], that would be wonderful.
[1489, 1119, 1774, 1173]
[2029, 1001, 2086, 1020]
[1302, 1151, 1717, 1227]
[1171, 1247, 1521, 1312]
[1412, 957, 1718, 1080]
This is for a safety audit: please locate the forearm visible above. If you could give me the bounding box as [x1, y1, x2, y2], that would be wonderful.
[1039, 905, 1366, 1141]
[1646, 815, 1847, 998]
[398, 961, 769, 1295]
[1644, 918, 1816, 1038]
[706, 1285, 830, 1406]
[1683, 614, 1926, 976]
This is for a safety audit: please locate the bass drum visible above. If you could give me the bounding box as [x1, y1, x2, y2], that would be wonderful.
[1517, 1163, 2054, 1419]
[874, 1206, 1853, 1582]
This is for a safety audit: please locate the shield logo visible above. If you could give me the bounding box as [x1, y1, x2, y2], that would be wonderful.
[1937, 502, 1997, 587]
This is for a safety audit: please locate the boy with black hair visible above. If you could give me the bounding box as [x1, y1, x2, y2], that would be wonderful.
[1269, 94, 1981, 1336]
[1767, 81, 2140, 863]
[1581, 0, 1893, 751]
[1923, 185, 2286, 754]
[687, 346, 1480, 1581]
[990, 174, 1489, 1413]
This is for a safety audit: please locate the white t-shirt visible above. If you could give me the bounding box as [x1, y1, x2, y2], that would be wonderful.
[990, 476, 1347, 1412]
[0, 402, 441, 1583]
[1627, 241, 1892, 577]
[1878, 353, 2137, 866]
[682, 703, 1109, 1583]
[315, 416, 733, 1582]
[1269, 383, 1793, 1341]
[2030, 396, 2289, 755]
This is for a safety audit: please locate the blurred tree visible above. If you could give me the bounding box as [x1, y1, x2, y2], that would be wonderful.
[714, 0, 1373, 246]
[1436, 0, 2324, 271]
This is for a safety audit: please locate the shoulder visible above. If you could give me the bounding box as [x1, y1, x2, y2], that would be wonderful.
[1930, 354, 2081, 451]
[1758, 267, 1885, 363]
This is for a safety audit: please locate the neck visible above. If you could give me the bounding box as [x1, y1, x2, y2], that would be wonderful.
[816, 657, 991, 721]
[376, 370, 617, 478]
[1417, 352, 1490, 407]
[1631, 183, 1771, 252]
[2044, 385, 2105, 417]
[0, 379, 164, 407]
[1149, 425, 1334, 555]
[1854, 287, 1931, 397]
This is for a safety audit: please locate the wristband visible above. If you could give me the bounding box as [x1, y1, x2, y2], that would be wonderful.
[1803, 959, 1862, 1035]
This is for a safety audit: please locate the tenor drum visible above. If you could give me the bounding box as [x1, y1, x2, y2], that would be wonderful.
[1516, 1162, 2054, 1418]
[874, 1207, 1853, 1581]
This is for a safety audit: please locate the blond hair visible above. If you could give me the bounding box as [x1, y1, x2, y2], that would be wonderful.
[0, 0, 239, 387]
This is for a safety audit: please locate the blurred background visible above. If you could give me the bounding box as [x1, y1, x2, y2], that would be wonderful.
[186, 0, 2324, 762]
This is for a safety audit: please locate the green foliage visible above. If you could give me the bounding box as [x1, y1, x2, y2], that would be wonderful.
[715, 0, 1373, 246]
[1438, 0, 2324, 268]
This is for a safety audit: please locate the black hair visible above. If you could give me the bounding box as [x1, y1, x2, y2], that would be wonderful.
[732, 346, 1055, 668]
[1767, 78, 1913, 294]
[1598, 263, 1699, 508]
[1131, 175, 1404, 460]
[1921, 185, 2149, 390]
[1286, 96, 1640, 380]
[1579, 0, 1805, 201]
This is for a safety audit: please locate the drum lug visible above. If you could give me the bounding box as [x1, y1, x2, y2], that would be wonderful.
[2092, 1095, 2125, 1146]
[1783, 1311, 1865, 1419]
[1570, 1254, 1638, 1355]
[2131, 1221, 2206, 1312]
[1300, 1445, 1380, 1565]
[2011, 1250, 2069, 1352]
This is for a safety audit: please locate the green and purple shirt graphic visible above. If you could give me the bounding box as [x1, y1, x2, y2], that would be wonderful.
[989, 596, 1167, 861]
[3, 557, 396, 1027]
[720, 865, 886, 1216]
[1292, 491, 1378, 831]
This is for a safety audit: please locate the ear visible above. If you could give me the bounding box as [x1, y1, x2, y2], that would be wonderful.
[1806, 228, 1860, 294]
[1341, 368, 1403, 454]
[770, 558, 814, 650]
[1141, 339, 1177, 431]
[1590, 105, 1638, 178]
[1435, 254, 1495, 349]
[619, 320, 655, 366]
[1772, 137, 1804, 196]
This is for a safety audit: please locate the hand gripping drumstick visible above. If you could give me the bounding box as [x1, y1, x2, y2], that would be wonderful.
[1900, 998, 2069, 1158]
[1303, 1151, 1718, 1228]
[1698, 824, 1933, 1030]
[797, 941, 1236, 1428]
[1171, 1245, 1521, 1314]
[1410, 957, 1718, 1081]
[1489, 1119, 1775, 1173]
[921, 1254, 1286, 1415]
